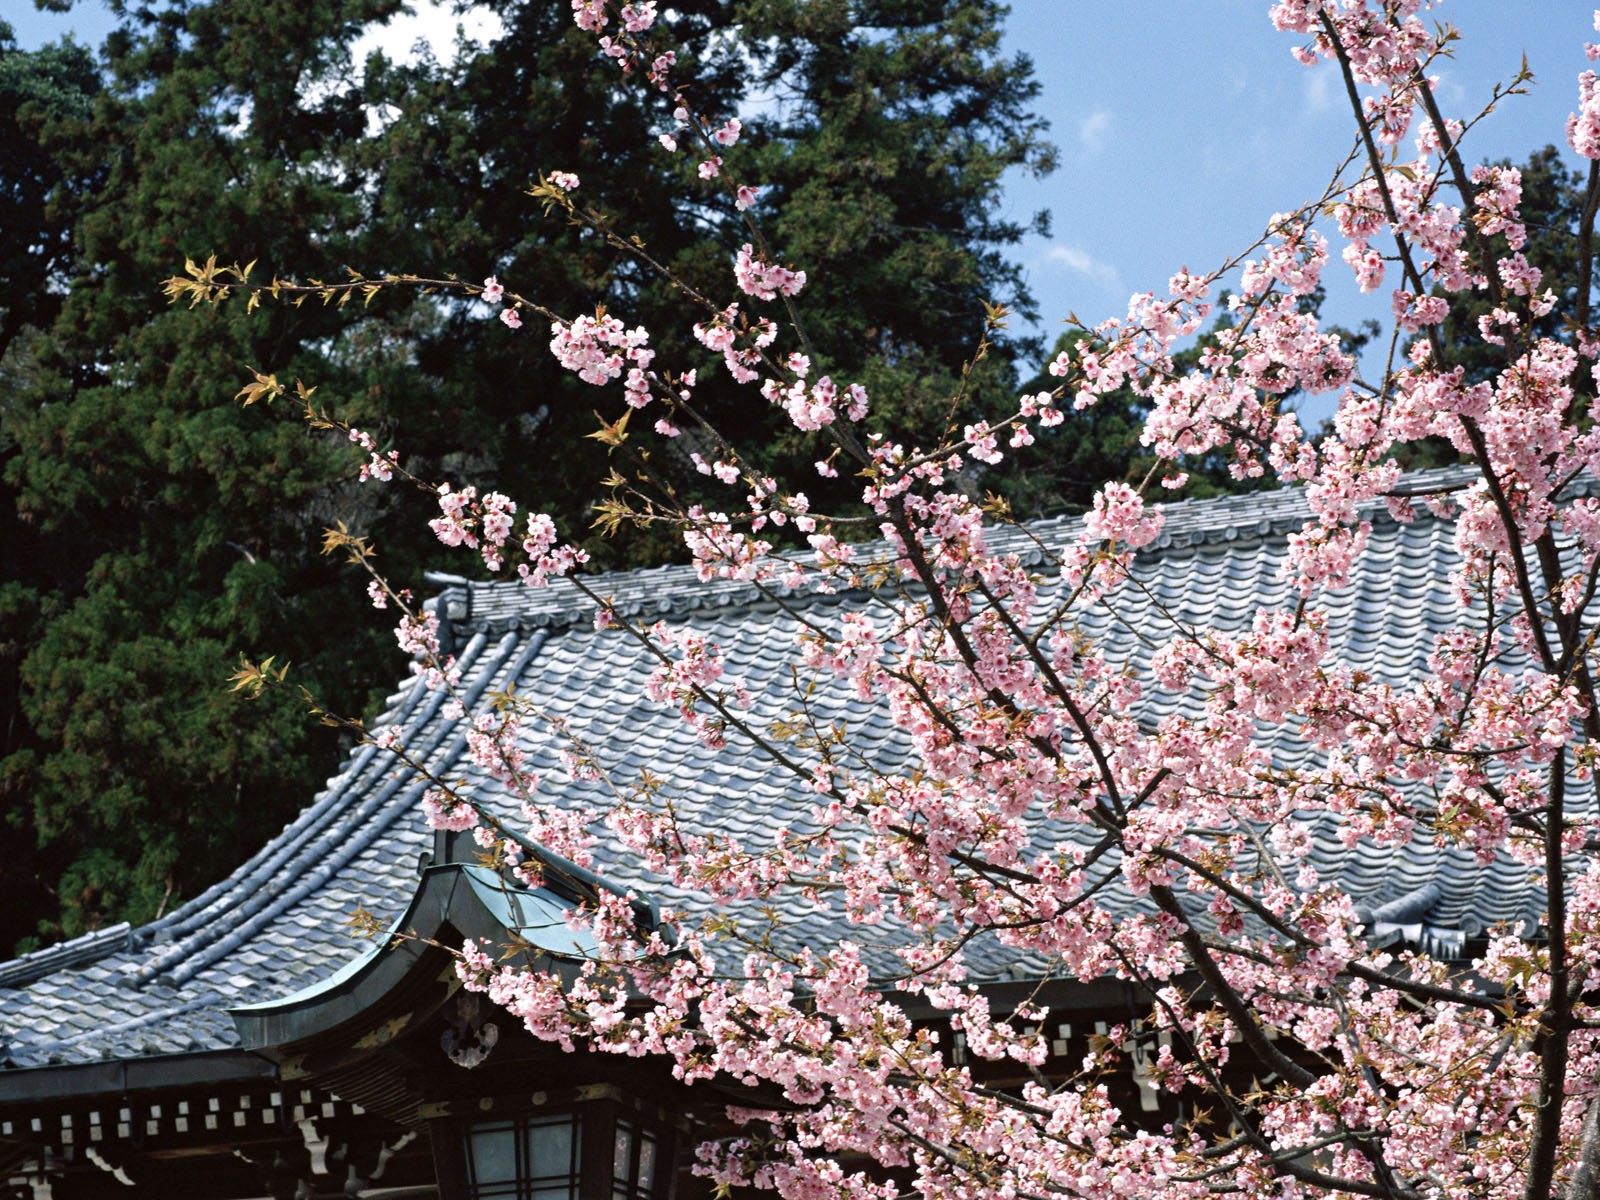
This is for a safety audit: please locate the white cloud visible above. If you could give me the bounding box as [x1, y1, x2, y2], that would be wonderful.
[1043, 244, 1121, 289]
[298, 2, 505, 136]
[352, 1, 505, 69]
[1303, 68, 1333, 116]
[1430, 67, 1471, 114]
[1077, 108, 1113, 154]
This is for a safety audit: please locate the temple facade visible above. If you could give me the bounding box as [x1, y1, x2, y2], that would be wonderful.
[0, 470, 1547, 1197]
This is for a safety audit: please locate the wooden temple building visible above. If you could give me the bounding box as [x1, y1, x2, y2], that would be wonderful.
[0, 471, 1548, 1197]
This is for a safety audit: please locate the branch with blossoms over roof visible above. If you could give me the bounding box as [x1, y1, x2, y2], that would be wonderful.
[171, 0, 1600, 1197]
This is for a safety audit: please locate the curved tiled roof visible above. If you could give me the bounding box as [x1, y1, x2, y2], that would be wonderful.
[0, 466, 1557, 1072]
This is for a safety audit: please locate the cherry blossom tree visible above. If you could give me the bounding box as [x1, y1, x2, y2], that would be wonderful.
[177, 1, 1600, 1196]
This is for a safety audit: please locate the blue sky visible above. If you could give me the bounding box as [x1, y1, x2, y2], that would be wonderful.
[999, 1, 1594, 365]
[9, 0, 1597, 418]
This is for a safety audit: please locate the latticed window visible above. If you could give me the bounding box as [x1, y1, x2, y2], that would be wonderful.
[452, 1097, 675, 1200]
[610, 1118, 660, 1200]
[463, 1113, 584, 1199]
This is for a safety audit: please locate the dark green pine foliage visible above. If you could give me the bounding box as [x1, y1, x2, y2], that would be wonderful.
[1399, 145, 1597, 469]
[1438, 146, 1594, 383]
[2, 0, 412, 948]
[337, 0, 753, 569]
[351, 0, 1054, 564]
[0, 22, 105, 946]
[0, 22, 97, 359]
[1, 0, 1057, 947]
[721, 0, 1055, 502]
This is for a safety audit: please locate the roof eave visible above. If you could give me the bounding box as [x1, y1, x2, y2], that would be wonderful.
[230, 862, 595, 1055]
[0, 1048, 277, 1107]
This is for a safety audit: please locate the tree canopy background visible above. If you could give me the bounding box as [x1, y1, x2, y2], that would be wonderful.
[0, 0, 1060, 949]
[4, 0, 1587, 954]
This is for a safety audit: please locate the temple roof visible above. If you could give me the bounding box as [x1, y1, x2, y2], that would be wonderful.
[0, 466, 1556, 1080]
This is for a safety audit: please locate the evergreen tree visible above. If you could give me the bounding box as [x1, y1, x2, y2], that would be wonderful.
[1400, 144, 1597, 468]
[0, 22, 97, 359]
[2, 0, 408, 946]
[0, 22, 102, 947]
[0, 0, 1056, 946]
[348, 0, 1054, 563]
[1437, 144, 1593, 380]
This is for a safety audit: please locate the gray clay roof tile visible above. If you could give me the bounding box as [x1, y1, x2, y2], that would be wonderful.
[0, 466, 1563, 1071]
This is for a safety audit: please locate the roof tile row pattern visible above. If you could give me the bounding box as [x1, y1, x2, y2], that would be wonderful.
[0, 468, 1557, 1070]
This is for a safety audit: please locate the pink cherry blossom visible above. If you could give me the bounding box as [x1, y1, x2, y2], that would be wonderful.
[280, 10, 1600, 1200]
[620, 2, 656, 33]
[569, 0, 605, 34]
[733, 243, 806, 301]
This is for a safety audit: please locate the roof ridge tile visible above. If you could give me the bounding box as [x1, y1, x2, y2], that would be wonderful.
[447, 464, 1486, 635]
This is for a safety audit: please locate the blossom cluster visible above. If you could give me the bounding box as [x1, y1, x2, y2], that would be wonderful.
[550, 311, 657, 406]
[733, 243, 807, 302]
[323, 5, 1600, 1199]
